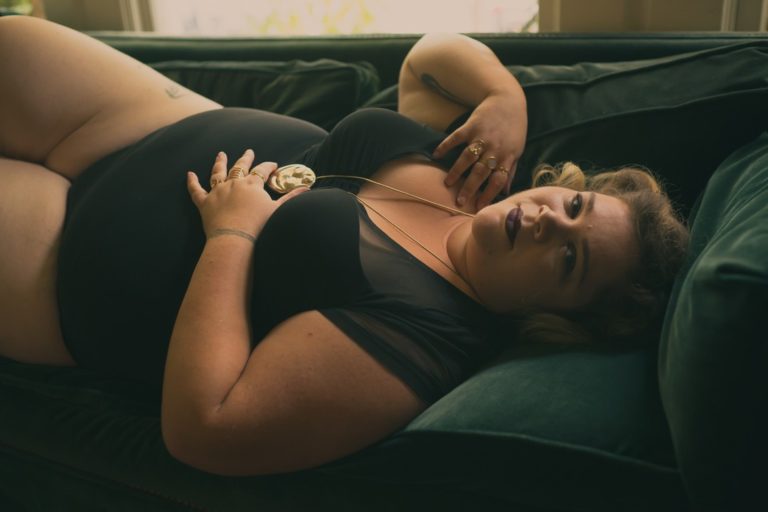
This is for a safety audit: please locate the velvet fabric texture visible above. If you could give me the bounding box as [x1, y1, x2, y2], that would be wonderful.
[151, 59, 379, 130]
[510, 42, 768, 215]
[659, 132, 768, 512]
[4, 41, 768, 512]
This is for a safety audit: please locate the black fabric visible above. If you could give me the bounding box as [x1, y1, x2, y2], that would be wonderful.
[58, 107, 496, 404]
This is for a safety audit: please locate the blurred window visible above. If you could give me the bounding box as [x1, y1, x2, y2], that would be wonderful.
[148, 0, 539, 36]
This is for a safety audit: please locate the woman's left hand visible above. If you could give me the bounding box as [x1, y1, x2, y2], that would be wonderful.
[187, 149, 309, 240]
[432, 91, 527, 209]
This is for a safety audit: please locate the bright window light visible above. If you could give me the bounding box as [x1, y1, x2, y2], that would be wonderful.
[149, 0, 539, 36]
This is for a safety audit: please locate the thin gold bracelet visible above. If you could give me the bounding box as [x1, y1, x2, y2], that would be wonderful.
[207, 228, 256, 243]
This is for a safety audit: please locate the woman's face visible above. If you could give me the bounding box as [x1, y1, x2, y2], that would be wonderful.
[463, 186, 638, 314]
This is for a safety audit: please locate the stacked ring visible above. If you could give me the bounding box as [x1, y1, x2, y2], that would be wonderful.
[467, 138, 486, 157]
[228, 166, 246, 179]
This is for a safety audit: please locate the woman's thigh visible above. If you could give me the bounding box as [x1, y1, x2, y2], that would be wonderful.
[0, 16, 220, 180]
[0, 157, 75, 366]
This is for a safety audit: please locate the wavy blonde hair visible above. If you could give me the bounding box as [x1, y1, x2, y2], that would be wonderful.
[513, 162, 690, 347]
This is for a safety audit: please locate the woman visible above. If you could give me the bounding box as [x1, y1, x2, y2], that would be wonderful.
[0, 17, 687, 476]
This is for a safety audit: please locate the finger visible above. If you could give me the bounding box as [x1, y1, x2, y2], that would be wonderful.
[228, 148, 255, 179]
[444, 137, 487, 187]
[210, 151, 228, 187]
[457, 161, 493, 206]
[444, 148, 479, 187]
[186, 172, 207, 208]
[504, 160, 519, 195]
[248, 161, 278, 186]
[433, 128, 466, 159]
[475, 169, 508, 210]
[275, 185, 311, 206]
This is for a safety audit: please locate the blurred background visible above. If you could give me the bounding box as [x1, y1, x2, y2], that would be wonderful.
[1, 0, 766, 34]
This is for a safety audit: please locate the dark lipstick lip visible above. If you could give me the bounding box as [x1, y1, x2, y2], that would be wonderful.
[505, 206, 522, 248]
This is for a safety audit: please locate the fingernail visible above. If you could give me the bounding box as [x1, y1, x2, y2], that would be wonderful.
[246, 149, 254, 155]
[217, 151, 224, 159]
[457, 195, 466, 206]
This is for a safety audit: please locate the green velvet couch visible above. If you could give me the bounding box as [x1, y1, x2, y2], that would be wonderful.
[1, 28, 767, 512]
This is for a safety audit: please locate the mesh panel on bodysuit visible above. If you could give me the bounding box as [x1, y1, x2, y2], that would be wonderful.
[317, 205, 495, 402]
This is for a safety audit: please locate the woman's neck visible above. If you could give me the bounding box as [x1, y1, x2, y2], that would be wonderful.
[444, 216, 479, 300]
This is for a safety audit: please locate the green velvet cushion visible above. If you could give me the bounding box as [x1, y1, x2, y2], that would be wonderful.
[151, 59, 379, 130]
[513, 42, 768, 214]
[323, 345, 687, 511]
[658, 132, 768, 511]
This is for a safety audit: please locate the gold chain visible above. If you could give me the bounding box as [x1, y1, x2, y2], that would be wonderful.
[271, 167, 475, 279]
[315, 174, 475, 278]
[353, 195, 463, 278]
[317, 174, 475, 218]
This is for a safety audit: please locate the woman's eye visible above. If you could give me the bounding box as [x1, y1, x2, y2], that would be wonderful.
[564, 242, 577, 276]
[569, 193, 583, 218]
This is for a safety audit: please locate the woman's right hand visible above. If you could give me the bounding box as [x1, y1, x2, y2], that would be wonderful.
[186, 149, 309, 240]
[433, 90, 527, 209]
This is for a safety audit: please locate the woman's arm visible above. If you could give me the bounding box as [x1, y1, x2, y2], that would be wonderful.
[162, 151, 423, 475]
[399, 33, 527, 208]
[399, 33, 521, 130]
[163, 152, 287, 434]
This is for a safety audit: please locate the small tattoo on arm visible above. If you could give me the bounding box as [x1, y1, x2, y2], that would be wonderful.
[420, 73, 469, 107]
[165, 84, 187, 99]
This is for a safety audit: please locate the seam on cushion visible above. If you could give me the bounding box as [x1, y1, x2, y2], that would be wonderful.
[515, 41, 768, 88]
[398, 428, 680, 473]
[526, 87, 768, 143]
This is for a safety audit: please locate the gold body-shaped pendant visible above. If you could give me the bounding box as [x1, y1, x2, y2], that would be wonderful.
[268, 164, 317, 194]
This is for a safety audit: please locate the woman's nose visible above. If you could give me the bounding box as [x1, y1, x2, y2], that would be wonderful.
[533, 205, 569, 242]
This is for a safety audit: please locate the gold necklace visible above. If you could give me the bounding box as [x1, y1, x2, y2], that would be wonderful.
[268, 164, 475, 278]
[353, 194, 463, 277]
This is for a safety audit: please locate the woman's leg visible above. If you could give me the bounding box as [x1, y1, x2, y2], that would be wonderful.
[0, 16, 220, 179]
[0, 157, 75, 365]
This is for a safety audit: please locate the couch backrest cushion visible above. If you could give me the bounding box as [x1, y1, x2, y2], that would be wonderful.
[150, 59, 379, 130]
[658, 131, 768, 511]
[512, 42, 768, 216]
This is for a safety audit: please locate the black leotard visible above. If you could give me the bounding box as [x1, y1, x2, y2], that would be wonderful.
[58, 108, 501, 404]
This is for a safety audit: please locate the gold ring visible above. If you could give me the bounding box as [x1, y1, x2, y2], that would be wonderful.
[228, 166, 246, 179]
[249, 169, 266, 181]
[495, 165, 509, 177]
[481, 156, 498, 170]
[467, 139, 486, 157]
[210, 178, 224, 189]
